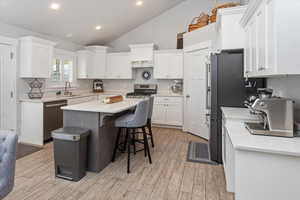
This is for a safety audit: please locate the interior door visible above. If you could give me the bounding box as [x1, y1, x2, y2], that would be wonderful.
[0, 44, 16, 131]
[184, 47, 210, 139]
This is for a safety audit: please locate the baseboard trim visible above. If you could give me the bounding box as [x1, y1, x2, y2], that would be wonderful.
[18, 142, 44, 148]
[152, 124, 183, 130]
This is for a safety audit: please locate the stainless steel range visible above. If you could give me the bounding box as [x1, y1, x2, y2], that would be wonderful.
[126, 84, 157, 98]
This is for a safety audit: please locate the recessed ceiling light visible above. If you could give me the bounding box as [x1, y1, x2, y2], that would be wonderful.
[95, 26, 102, 30]
[66, 33, 73, 38]
[136, 1, 143, 6]
[50, 3, 60, 10]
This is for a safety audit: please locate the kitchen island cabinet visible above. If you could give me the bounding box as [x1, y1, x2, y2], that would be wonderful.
[61, 99, 140, 172]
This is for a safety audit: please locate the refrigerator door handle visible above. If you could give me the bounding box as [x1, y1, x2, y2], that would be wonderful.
[205, 61, 211, 110]
[205, 113, 210, 128]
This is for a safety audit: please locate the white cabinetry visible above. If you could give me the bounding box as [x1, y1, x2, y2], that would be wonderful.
[216, 6, 247, 51]
[241, 0, 300, 77]
[19, 36, 56, 78]
[154, 50, 183, 79]
[77, 46, 107, 79]
[77, 50, 92, 79]
[129, 43, 154, 68]
[106, 53, 132, 79]
[152, 96, 183, 127]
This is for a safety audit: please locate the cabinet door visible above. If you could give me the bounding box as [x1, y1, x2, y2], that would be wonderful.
[106, 53, 132, 79]
[256, 5, 266, 73]
[169, 53, 183, 79]
[152, 103, 166, 124]
[165, 103, 183, 126]
[89, 52, 106, 79]
[249, 19, 258, 74]
[154, 53, 169, 79]
[77, 51, 90, 79]
[32, 43, 52, 78]
[265, 0, 275, 74]
[244, 26, 252, 76]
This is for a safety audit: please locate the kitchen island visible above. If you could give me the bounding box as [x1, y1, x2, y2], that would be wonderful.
[61, 99, 140, 172]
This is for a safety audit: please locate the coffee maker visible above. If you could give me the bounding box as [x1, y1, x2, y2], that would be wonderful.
[93, 80, 104, 93]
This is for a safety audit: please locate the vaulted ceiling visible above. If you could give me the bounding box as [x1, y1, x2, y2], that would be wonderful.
[0, 0, 185, 45]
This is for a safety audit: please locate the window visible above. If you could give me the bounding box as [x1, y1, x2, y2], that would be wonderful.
[49, 49, 76, 87]
[50, 58, 73, 83]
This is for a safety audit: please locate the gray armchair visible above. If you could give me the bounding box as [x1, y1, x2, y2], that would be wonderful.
[0, 131, 18, 200]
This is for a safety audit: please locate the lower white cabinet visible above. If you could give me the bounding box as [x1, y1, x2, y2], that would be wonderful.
[152, 96, 183, 126]
[222, 120, 235, 193]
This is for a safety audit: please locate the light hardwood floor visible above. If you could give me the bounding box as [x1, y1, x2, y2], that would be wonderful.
[5, 128, 234, 200]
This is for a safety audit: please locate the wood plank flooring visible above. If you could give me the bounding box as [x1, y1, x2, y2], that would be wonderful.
[5, 128, 234, 200]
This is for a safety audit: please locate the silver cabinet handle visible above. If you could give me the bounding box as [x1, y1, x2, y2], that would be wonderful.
[258, 67, 265, 71]
[206, 61, 211, 110]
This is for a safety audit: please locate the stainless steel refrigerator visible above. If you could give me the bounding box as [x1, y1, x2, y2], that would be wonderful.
[209, 50, 265, 163]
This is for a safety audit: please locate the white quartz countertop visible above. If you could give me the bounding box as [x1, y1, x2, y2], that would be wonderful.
[61, 99, 141, 114]
[222, 107, 300, 157]
[19, 92, 123, 103]
[221, 107, 260, 121]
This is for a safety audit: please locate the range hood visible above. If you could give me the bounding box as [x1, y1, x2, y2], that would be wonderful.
[129, 43, 154, 68]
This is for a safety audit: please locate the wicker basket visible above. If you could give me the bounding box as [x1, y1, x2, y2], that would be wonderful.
[210, 14, 217, 23]
[210, 2, 240, 24]
[188, 13, 209, 32]
[212, 2, 240, 15]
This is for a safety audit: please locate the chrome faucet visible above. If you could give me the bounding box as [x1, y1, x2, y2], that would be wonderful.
[64, 81, 72, 96]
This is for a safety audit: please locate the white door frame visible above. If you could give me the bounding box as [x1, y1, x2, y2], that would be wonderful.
[0, 36, 18, 133]
[183, 41, 212, 138]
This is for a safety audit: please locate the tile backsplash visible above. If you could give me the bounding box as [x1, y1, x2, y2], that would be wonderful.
[102, 68, 181, 94]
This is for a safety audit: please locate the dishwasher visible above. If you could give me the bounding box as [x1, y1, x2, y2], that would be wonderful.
[43, 100, 68, 142]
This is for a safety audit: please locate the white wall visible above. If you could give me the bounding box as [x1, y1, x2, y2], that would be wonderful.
[267, 77, 300, 121]
[0, 21, 91, 95]
[108, 0, 243, 51]
[0, 21, 82, 51]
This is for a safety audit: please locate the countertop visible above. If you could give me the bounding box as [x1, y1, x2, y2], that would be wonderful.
[221, 107, 260, 121]
[61, 99, 141, 114]
[222, 107, 300, 157]
[19, 91, 183, 103]
[19, 92, 123, 103]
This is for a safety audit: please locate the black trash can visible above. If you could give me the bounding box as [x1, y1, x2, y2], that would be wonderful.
[52, 127, 90, 182]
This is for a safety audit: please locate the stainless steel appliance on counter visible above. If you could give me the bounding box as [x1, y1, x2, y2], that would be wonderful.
[126, 84, 157, 98]
[245, 97, 294, 138]
[170, 80, 183, 94]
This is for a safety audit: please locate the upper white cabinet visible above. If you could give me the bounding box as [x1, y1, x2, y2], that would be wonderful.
[106, 52, 132, 79]
[86, 46, 107, 79]
[129, 43, 154, 68]
[19, 36, 56, 78]
[216, 6, 247, 51]
[77, 50, 92, 79]
[154, 50, 183, 79]
[77, 46, 107, 79]
[241, 0, 300, 77]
